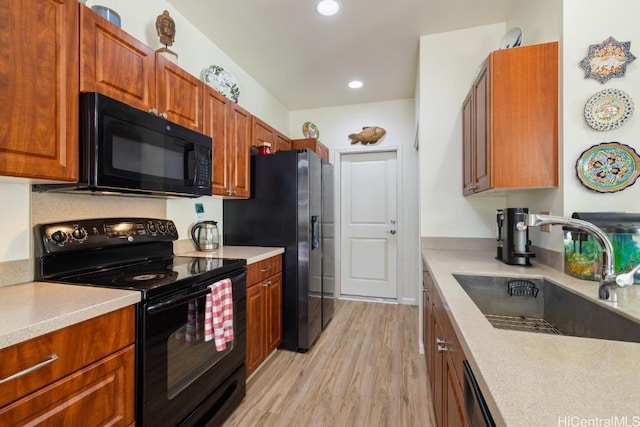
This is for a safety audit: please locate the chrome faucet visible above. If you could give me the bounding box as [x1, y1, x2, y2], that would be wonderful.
[516, 213, 632, 301]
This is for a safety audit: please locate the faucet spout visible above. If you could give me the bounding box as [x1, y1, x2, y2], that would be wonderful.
[517, 213, 617, 300]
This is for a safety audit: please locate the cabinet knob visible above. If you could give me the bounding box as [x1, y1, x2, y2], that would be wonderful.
[148, 108, 158, 116]
[436, 337, 447, 352]
[262, 280, 272, 287]
[160, 112, 168, 119]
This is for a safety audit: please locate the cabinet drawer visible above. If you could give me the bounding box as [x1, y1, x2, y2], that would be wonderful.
[247, 255, 282, 285]
[0, 345, 135, 426]
[0, 306, 135, 407]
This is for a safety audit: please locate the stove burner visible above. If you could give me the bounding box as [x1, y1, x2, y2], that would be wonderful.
[132, 274, 163, 282]
[111, 270, 178, 287]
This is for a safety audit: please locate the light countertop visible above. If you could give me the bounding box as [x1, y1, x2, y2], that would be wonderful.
[422, 246, 640, 426]
[180, 245, 284, 264]
[0, 246, 282, 350]
[0, 282, 140, 350]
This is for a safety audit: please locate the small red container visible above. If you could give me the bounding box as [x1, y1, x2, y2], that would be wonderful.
[257, 142, 272, 155]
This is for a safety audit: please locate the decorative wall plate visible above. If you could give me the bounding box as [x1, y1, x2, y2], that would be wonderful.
[498, 27, 523, 49]
[302, 122, 319, 138]
[202, 65, 240, 102]
[575, 142, 640, 193]
[584, 89, 634, 131]
[579, 37, 636, 84]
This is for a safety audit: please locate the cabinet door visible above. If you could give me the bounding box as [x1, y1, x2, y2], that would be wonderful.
[246, 283, 266, 377]
[473, 65, 490, 193]
[204, 87, 228, 196]
[156, 54, 204, 132]
[80, 5, 155, 113]
[0, 346, 135, 427]
[432, 315, 445, 427]
[265, 273, 283, 353]
[462, 92, 473, 195]
[274, 131, 291, 153]
[227, 103, 251, 198]
[445, 357, 466, 427]
[252, 116, 275, 148]
[0, 0, 78, 181]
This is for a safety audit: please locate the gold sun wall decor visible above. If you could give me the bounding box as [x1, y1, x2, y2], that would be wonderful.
[579, 36, 636, 84]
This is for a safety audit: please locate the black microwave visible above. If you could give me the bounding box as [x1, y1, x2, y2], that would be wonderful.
[34, 92, 212, 198]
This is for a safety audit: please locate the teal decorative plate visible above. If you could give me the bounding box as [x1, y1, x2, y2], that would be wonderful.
[576, 142, 640, 193]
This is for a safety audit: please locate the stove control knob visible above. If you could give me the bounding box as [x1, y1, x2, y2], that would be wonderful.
[167, 222, 176, 234]
[71, 227, 87, 241]
[50, 230, 67, 244]
[148, 222, 157, 234]
[158, 222, 167, 233]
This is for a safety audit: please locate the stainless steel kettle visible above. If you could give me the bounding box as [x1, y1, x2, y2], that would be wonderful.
[191, 220, 220, 252]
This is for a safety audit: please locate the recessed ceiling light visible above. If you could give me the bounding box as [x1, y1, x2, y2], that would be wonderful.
[348, 80, 363, 89]
[316, 0, 340, 16]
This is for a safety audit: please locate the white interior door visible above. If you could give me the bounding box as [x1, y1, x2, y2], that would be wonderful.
[340, 151, 398, 300]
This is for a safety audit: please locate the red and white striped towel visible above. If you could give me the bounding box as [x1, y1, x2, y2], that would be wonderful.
[204, 278, 234, 351]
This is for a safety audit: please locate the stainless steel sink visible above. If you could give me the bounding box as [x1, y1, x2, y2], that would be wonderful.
[453, 274, 640, 343]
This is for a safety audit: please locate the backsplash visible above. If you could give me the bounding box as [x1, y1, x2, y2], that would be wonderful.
[0, 192, 167, 287]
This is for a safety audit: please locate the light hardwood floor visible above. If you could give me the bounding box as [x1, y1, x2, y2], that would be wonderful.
[223, 299, 434, 427]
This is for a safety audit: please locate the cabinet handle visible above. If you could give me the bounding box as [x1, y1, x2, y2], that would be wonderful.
[260, 266, 272, 273]
[262, 280, 272, 287]
[436, 338, 447, 353]
[0, 354, 60, 384]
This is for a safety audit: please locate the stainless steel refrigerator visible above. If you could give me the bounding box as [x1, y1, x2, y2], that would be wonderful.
[223, 149, 334, 352]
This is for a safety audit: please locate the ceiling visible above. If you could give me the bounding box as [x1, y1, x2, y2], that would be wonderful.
[169, 0, 512, 111]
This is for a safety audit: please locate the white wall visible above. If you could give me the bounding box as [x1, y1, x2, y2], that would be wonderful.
[562, 0, 640, 214]
[290, 99, 420, 304]
[419, 23, 507, 238]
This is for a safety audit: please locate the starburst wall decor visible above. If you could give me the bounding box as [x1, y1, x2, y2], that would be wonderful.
[580, 37, 636, 84]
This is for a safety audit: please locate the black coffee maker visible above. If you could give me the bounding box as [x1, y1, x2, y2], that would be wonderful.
[496, 208, 535, 266]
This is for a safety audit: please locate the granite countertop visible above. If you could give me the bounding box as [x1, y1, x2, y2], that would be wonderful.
[422, 246, 640, 426]
[0, 282, 140, 350]
[179, 245, 284, 264]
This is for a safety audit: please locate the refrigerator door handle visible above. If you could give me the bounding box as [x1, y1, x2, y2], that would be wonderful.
[311, 215, 320, 250]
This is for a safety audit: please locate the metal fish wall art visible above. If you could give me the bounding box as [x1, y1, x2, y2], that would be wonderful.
[348, 126, 386, 145]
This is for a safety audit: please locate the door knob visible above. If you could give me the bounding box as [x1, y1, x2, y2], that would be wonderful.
[386, 229, 396, 235]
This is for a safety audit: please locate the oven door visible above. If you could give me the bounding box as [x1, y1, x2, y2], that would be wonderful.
[138, 270, 246, 427]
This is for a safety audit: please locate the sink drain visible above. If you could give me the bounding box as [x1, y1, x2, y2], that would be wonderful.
[484, 314, 564, 335]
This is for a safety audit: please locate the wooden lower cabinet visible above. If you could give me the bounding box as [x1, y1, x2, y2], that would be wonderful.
[0, 306, 135, 426]
[245, 255, 283, 377]
[423, 267, 467, 427]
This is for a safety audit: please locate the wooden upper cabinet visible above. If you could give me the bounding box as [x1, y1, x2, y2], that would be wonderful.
[0, 0, 79, 181]
[274, 131, 292, 153]
[80, 6, 203, 133]
[226, 102, 251, 198]
[291, 138, 329, 162]
[252, 116, 276, 149]
[462, 41, 558, 195]
[156, 54, 204, 132]
[204, 87, 229, 196]
[80, 5, 155, 113]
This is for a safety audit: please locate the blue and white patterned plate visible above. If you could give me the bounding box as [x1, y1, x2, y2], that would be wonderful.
[576, 142, 640, 193]
[584, 89, 634, 131]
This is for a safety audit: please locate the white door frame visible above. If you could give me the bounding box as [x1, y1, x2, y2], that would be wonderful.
[334, 145, 403, 302]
